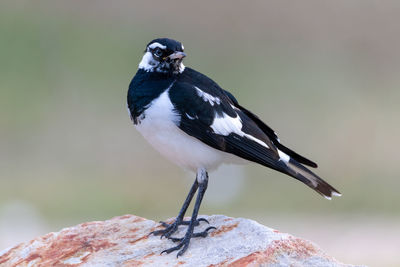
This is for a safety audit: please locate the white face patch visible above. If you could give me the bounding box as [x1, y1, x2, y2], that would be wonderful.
[138, 51, 158, 71]
[148, 42, 167, 50]
[211, 112, 270, 149]
[195, 87, 221, 106]
[139, 46, 185, 73]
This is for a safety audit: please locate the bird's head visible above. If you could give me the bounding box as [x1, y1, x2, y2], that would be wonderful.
[138, 38, 186, 74]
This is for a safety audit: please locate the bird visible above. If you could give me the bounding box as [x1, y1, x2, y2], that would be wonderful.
[127, 38, 341, 257]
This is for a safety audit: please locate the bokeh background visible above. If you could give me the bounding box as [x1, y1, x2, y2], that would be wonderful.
[1, 1, 399, 265]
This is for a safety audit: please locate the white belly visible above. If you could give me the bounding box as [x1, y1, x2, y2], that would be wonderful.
[135, 90, 242, 171]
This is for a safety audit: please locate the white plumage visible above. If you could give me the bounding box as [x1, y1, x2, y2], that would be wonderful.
[195, 86, 221, 106]
[135, 89, 243, 171]
[138, 52, 158, 71]
[210, 112, 270, 149]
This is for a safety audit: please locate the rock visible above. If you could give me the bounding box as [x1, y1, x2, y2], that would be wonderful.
[0, 214, 359, 267]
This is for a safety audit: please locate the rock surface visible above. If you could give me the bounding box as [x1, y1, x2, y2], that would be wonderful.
[0, 214, 358, 267]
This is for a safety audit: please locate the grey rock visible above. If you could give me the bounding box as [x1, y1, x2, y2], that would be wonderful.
[0, 214, 362, 266]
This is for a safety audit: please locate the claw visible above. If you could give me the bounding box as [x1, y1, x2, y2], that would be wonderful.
[160, 240, 184, 255]
[159, 221, 170, 228]
[169, 225, 216, 242]
[151, 217, 210, 239]
[149, 230, 163, 237]
[205, 226, 216, 231]
[177, 241, 190, 257]
[161, 235, 190, 257]
[152, 217, 216, 256]
[150, 224, 178, 239]
[169, 237, 182, 243]
[198, 218, 210, 224]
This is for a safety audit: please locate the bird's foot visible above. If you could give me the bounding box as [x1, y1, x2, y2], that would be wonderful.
[161, 226, 216, 257]
[160, 217, 209, 227]
[169, 226, 216, 243]
[150, 217, 209, 239]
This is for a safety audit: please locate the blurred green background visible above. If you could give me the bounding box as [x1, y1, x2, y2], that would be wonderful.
[1, 0, 399, 266]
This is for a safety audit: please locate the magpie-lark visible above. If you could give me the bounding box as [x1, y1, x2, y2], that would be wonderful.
[127, 38, 341, 257]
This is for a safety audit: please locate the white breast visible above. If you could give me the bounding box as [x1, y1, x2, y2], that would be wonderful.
[135, 90, 242, 171]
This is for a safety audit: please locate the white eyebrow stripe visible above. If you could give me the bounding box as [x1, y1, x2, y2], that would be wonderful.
[148, 42, 167, 50]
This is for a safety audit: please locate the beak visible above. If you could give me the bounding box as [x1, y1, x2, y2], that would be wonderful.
[168, 51, 186, 60]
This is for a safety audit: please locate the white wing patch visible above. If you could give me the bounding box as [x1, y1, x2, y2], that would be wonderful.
[211, 113, 242, 135]
[211, 112, 270, 149]
[195, 87, 221, 106]
[243, 133, 270, 149]
[277, 149, 290, 163]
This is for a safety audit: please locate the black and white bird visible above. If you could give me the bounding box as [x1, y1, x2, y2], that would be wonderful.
[127, 38, 341, 257]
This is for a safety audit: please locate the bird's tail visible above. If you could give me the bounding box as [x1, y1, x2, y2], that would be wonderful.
[279, 158, 341, 199]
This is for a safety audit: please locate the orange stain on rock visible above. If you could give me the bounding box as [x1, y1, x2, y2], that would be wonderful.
[119, 215, 133, 220]
[207, 257, 233, 267]
[0, 248, 13, 265]
[210, 222, 239, 237]
[6, 225, 118, 267]
[131, 217, 146, 223]
[129, 227, 140, 233]
[129, 235, 148, 245]
[229, 237, 318, 266]
[124, 259, 144, 266]
[143, 252, 155, 259]
[23, 253, 41, 263]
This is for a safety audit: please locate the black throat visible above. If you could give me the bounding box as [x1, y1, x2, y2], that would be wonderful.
[127, 69, 177, 124]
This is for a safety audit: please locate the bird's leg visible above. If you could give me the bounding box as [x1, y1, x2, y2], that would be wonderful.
[150, 178, 199, 238]
[162, 169, 215, 257]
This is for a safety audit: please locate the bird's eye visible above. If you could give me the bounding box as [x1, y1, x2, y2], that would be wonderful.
[153, 48, 163, 58]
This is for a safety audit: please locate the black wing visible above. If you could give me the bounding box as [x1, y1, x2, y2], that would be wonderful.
[168, 67, 340, 198]
[223, 90, 318, 168]
[169, 68, 284, 171]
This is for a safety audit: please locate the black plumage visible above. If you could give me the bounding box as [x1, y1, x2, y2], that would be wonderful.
[167, 67, 338, 197]
[127, 38, 341, 257]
